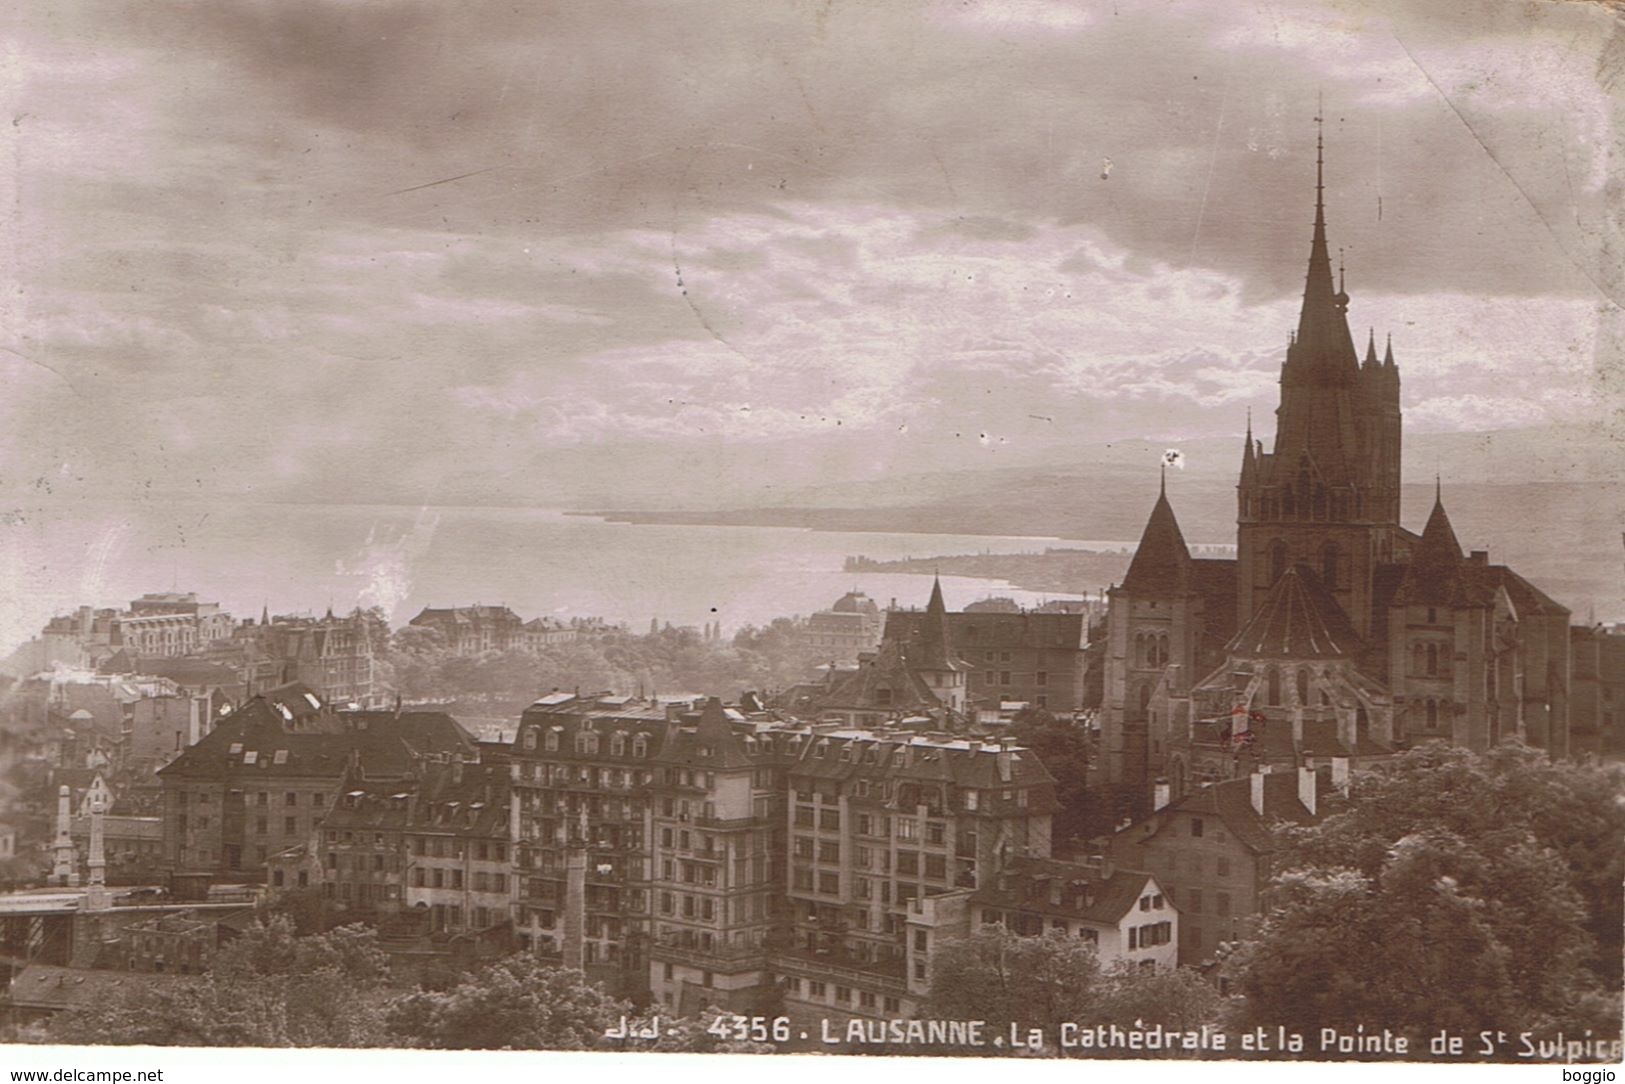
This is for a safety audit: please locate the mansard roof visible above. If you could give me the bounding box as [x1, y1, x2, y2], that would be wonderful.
[1227, 564, 1361, 659]
[1119, 483, 1193, 596]
[157, 697, 472, 782]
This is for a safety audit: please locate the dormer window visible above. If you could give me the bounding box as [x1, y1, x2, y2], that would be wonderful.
[545, 729, 560, 752]
[633, 735, 648, 758]
[611, 733, 626, 757]
[523, 730, 537, 751]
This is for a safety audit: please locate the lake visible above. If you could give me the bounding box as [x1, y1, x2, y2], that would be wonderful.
[0, 499, 1117, 652]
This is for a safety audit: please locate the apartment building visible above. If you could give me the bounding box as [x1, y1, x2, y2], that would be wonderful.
[775, 730, 1058, 1021]
[503, 692, 678, 998]
[1109, 763, 1332, 964]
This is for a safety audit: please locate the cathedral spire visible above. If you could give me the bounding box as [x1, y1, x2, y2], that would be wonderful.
[1365, 328, 1378, 366]
[1292, 104, 1359, 378]
[1384, 332, 1395, 368]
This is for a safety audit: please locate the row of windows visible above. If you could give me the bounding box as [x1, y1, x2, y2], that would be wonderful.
[1153, 849, 1233, 877]
[1128, 921, 1171, 949]
[1178, 888, 1231, 916]
[784, 975, 901, 1014]
[180, 790, 326, 808]
[522, 729, 651, 757]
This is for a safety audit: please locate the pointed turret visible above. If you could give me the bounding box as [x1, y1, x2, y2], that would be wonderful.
[1121, 484, 1193, 596]
[1240, 412, 1256, 477]
[1383, 332, 1396, 369]
[261, 603, 270, 626]
[913, 576, 965, 672]
[1364, 328, 1379, 368]
[1394, 490, 1471, 606]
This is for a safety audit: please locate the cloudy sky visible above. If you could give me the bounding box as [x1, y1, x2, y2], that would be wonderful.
[2, 0, 1620, 507]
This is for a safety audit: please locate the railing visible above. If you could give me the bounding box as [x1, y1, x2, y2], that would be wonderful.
[692, 814, 774, 830]
[649, 941, 773, 970]
[772, 946, 907, 988]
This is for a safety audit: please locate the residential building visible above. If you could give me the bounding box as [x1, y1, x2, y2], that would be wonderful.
[1570, 623, 1625, 760]
[1110, 763, 1334, 965]
[401, 759, 514, 936]
[646, 699, 788, 1015]
[503, 692, 681, 998]
[884, 607, 1092, 715]
[904, 856, 1177, 1004]
[156, 684, 474, 882]
[811, 579, 970, 727]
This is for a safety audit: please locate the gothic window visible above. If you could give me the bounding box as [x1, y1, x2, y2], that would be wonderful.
[1426, 644, 1439, 676]
[1295, 668, 1310, 706]
[1282, 487, 1295, 518]
[1313, 484, 1327, 519]
[1135, 633, 1146, 667]
[1138, 685, 1151, 714]
[1320, 542, 1340, 588]
[1269, 540, 1288, 583]
[1412, 643, 1426, 676]
[1266, 667, 1281, 706]
[1425, 699, 1439, 728]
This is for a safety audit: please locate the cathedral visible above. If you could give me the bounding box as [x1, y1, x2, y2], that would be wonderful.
[1099, 127, 1572, 814]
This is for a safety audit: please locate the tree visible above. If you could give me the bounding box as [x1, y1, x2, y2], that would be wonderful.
[927, 927, 1103, 1035]
[925, 926, 1218, 1048]
[1272, 742, 1625, 981]
[384, 954, 625, 1050]
[49, 918, 393, 1047]
[1229, 743, 1625, 1054]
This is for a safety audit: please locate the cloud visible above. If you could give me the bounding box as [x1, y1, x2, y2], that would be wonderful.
[0, 0, 1616, 504]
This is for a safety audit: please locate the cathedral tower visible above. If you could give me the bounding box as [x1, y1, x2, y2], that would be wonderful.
[1236, 118, 1401, 638]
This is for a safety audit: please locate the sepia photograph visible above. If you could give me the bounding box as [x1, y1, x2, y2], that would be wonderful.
[0, 0, 1620, 1074]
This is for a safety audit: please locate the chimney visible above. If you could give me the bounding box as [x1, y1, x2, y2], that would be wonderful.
[1250, 770, 1266, 817]
[1152, 779, 1171, 811]
[1297, 766, 1316, 817]
[1331, 756, 1350, 795]
[995, 750, 1012, 782]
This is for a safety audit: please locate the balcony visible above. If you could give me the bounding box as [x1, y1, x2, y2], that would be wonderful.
[650, 940, 773, 971]
[771, 947, 907, 991]
[692, 813, 775, 830]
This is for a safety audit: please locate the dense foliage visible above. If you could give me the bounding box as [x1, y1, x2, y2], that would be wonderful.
[385, 617, 823, 705]
[926, 926, 1222, 1041]
[49, 917, 392, 1047]
[1228, 742, 1624, 1051]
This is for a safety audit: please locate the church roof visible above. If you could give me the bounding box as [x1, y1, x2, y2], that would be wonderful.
[1120, 481, 1193, 596]
[1227, 564, 1361, 659]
